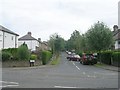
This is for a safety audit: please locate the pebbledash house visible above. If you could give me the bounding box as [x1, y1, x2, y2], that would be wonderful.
[0, 25, 19, 49]
[18, 32, 41, 51]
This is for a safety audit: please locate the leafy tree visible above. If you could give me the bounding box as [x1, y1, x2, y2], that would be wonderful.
[48, 33, 65, 54]
[86, 21, 113, 51]
[66, 30, 82, 53]
[85, 21, 114, 63]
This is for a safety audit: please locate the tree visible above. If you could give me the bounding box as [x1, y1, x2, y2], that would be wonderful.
[17, 43, 30, 60]
[66, 30, 82, 53]
[48, 33, 65, 54]
[85, 21, 114, 63]
[86, 21, 113, 51]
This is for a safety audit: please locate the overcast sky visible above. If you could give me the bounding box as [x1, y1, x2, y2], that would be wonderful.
[0, 0, 119, 41]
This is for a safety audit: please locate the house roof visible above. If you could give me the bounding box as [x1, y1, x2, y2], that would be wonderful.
[0, 25, 19, 36]
[18, 32, 37, 40]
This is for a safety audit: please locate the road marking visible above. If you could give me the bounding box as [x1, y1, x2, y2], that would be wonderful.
[72, 62, 80, 70]
[0, 85, 19, 88]
[54, 86, 78, 88]
[0, 81, 19, 84]
[0, 81, 19, 88]
[76, 66, 80, 70]
[87, 75, 96, 78]
[72, 62, 75, 65]
[83, 72, 86, 75]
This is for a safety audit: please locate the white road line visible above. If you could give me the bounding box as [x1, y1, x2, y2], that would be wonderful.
[83, 72, 86, 75]
[0, 81, 19, 88]
[0, 85, 19, 88]
[87, 75, 96, 78]
[54, 86, 78, 88]
[0, 81, 19, 84]
[72, 62, 80, 70]
[76, 66, 80, 70]
[72, 62, 75, 65]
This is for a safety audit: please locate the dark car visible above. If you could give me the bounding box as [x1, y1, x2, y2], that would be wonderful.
[80, 53, 97, 65]
[67, 54, 81, 61]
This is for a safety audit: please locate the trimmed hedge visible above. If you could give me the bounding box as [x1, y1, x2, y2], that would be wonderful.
[112, 52, 120, 67]
[41, 50, 52, 65]
[100, 51, 112, 65]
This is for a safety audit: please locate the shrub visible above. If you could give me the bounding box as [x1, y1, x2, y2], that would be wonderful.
[30, 54, 37, 60]
[41, 50, 52, 65]
[17, 44, 30, 60]
[2, 48, 18, 60]
[2, 52, 11, 62]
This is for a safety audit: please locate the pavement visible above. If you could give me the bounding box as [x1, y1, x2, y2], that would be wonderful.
[95, 62, 120, 72]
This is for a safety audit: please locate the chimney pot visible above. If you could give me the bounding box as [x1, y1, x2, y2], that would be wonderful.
[28, 32, 31, 36]
[113, 25, 118, 31]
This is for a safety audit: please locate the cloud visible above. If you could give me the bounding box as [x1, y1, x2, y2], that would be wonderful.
[0, 0, 119, 41]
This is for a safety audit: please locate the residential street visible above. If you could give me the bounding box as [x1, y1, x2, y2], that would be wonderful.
[2, 52, 118, 89]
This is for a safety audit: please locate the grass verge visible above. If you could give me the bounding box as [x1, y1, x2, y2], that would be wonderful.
[95, 62, 106, 67]
[50, 56, 60, 65]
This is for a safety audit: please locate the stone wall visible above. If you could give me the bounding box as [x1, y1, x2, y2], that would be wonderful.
[2, 60, 42, 67]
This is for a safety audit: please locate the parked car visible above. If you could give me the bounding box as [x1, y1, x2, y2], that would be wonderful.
[80, 53, 97, 65]
[67, 54, 81, 61]
[66, 51, 72, 55]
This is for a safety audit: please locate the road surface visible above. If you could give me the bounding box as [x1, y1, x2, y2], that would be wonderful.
[1, 52, 118, 89]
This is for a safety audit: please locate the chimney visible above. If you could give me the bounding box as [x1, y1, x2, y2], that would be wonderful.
[28, 32, 31, 36]
[113, 25, 118, 31]
[38, 38, 41, 42]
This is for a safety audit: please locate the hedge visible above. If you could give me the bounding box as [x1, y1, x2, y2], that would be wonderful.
[41, 50, 52, 65]
[2, 48, 18, 60]
[100, 51, 113, 65]
[2, 52, 11, 62]
[112, 52, 120, 67]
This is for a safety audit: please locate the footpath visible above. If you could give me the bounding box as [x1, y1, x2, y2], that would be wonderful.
[95, 62, 120, 72]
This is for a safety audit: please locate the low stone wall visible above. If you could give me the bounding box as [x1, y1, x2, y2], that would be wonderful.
[2, 60, 42, 67]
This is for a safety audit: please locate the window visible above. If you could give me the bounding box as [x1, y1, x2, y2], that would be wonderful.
[11, 36, 13, 40]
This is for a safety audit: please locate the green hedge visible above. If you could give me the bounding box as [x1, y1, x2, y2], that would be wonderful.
[100, 51, 112, 65]
[2, 52, 11, 62]
[112, 52, 120, 67]
[2, 48, 18, 60]
[41, 51, 52, 65]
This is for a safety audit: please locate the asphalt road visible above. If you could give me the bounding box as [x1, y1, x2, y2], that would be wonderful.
[1, 52, 118, 89]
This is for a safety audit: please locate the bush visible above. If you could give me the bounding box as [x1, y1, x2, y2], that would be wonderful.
[41, 50, 52, 65]
[2, 48, 18, 60]
[2, 52, 11, 62]
[112, 52, 120, 67]
[30, 54, 37, 60]
[17, 44, 30, 60]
